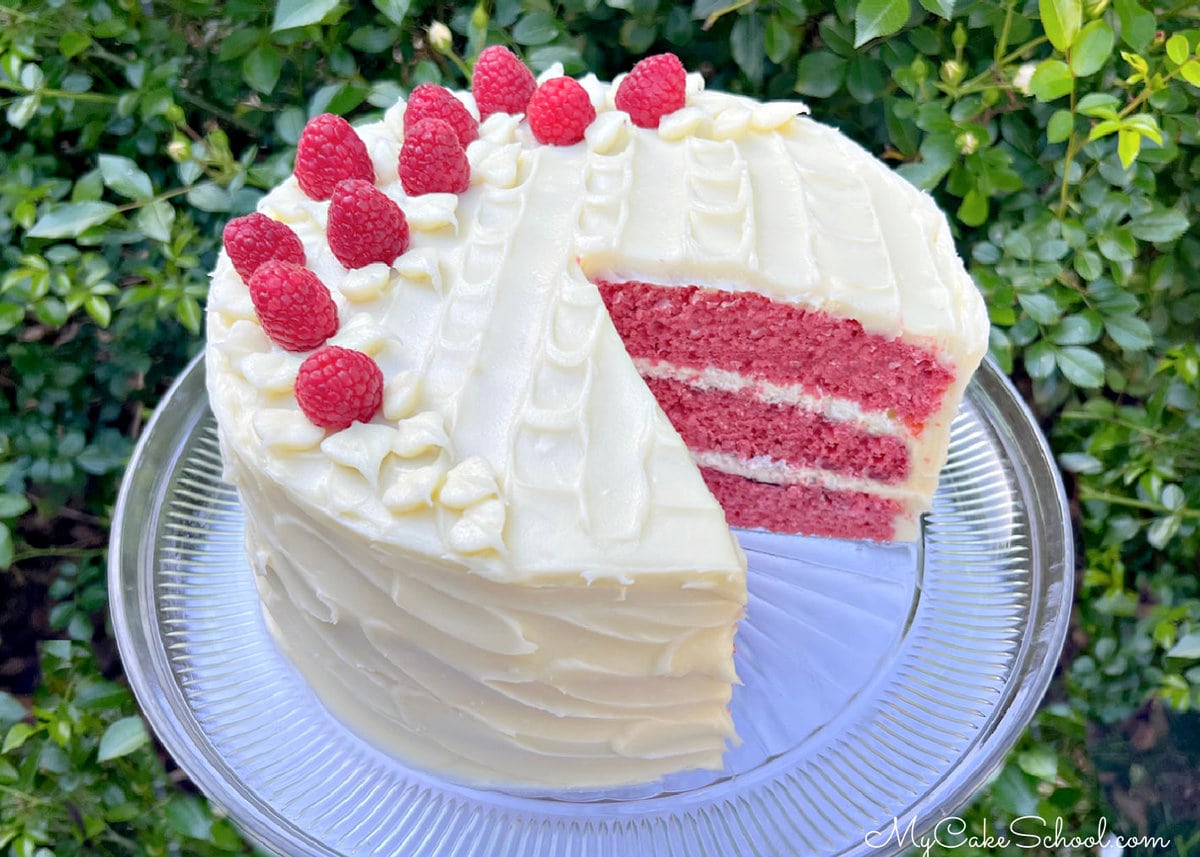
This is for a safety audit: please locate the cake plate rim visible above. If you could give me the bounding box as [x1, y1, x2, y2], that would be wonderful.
[109, 350, 1073, 857]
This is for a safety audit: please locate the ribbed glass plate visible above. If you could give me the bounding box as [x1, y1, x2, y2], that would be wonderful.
[110, 352, 1072, 857]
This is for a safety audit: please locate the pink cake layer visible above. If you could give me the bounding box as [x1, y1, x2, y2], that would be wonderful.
[644, 376, 909, 483]
[597, 280, 955, 428]
[701, 468, 900, 541]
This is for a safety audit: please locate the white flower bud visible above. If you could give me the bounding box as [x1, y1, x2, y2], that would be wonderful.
[1013, 63, 1037, 95]
[428, 22, 452, 54]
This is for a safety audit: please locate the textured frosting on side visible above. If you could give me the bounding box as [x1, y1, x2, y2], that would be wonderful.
[205, 69, 987, 787]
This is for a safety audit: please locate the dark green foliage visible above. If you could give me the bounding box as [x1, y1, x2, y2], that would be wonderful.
[0, 643, 256, 856]
[2, 0, 1198, 852]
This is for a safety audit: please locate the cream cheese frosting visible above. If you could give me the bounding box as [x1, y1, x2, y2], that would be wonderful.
[205, 66, 986, 788]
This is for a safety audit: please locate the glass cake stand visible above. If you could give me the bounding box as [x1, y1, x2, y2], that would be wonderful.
[109, 352, 1073, 857]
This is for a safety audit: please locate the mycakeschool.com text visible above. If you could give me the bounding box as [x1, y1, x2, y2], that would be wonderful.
[864, 814, 1172, 856]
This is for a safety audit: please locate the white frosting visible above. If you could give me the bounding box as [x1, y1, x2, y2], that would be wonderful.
[205, 73, 987, 788]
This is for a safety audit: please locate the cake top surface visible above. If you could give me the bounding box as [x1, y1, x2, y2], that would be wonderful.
[205, 55, 988, 583]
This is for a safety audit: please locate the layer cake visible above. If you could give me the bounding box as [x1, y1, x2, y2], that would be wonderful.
[204, 51, 989, 788]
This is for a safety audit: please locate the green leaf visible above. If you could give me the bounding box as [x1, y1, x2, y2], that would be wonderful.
[731, 14, 766, 85]
[1113, 0, 1154, 50]
[96, 716, 149, 762]
[1030, 59, 1074, 102]
[1017, 747, 1058, 780]
[512, 12, 559, 46]
[166, 796, 214, 840]
[819, 16, 856, 57]
[84, 296, 112, 328]
[846, 56, 885, 103]
[317, 82, 368, 115]
[918, 0, 954, 18]
[1117, 127, 1141, 168]
[43, 639, 73, 663]
[242, 44, 283, 94]
[1070, 20, 1114, 76]
[991, 762, 1039, 816]
[1147, 514, 1181, 549]
[98, 154, 154, 201]
[526, 45, 585, 75]
[275, 106, 308, 145]
[794, 51, 847, 98]
[59, 30, 93, 59]
[27, 202, 118, 239]
[0, 693, 26, 729]
[75, 680, 131, 711]
[1053, 313, 1103, 345]
[1180, 60, 1200, 87]
[1075, 248, 1099, 278]
[136, 200, 176, 243]
[1019, 292, 1063, 325]
[1039, 0, 1081, 53]
[1167, 632, 1200, 659]
[1161, 484, 1184, 511]
[619, 20, 657, 53]
[1103, 313, 1153, 350]
[1166, 33, 1189, 65]
[1124, 112, 1162, 144]
[0, 494, 30, 519]
[0, 303, 24, 335]
[272, 0, 340, 31]
[1130, 208, 1189, 242]
[1047, 109, 1074, 143]
[187, 183, 232, 213]
[854, 0, 910, 48]
[1087, 118, 1121, 141]
[5, 95, 40, 129]
[216, 28, 261, 61]
[1098, 228, 1137, 261]
[0, 525, 11, 570]
[1077, 92, 1120, 118]
[372, 0, 410, 26]
[177, 297, 203, 334]
[1059, 452, 1103, 474]
[1057, 345, 1106, 387]
[957, 188, 988, 226]
[3, 722, 36, 753]
[764, 15, 795, 64]
[1025, 340, 1058, 379]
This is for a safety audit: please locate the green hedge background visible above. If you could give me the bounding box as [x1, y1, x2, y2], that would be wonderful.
[2, 0, 1199, 853]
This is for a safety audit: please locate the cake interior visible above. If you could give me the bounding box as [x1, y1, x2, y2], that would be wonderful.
[595, 278, 958, 541]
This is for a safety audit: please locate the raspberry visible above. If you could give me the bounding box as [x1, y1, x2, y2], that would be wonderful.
[327, 179, 410, 269]
[294, 346, 383, 431]
[222, 213, 306, 282]
[471, 45, 537, 120]
[614, 53, 687, 129]
[247, 260, 339, 352]
[294, 113, 375, 201]
[399, 118, 470, 196]
[526, 77, 595, 146]
[405, 83, 479, 148]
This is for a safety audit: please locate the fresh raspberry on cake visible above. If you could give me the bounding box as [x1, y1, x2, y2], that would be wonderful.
[471, 45, 537, 119]
[294, 113, 375, 201]
[526, 77, 595, 146]
[247, 260, 339, 352]
[327, 178, 410, 269]
[222, 213, 305, 282]
[399, 118, 470, 195]
[614, 53, 687, 128]
[404, 83, 478, 147]
[294, 346, 383, 431]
